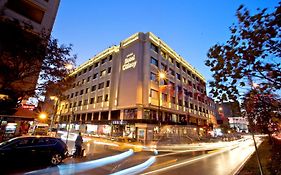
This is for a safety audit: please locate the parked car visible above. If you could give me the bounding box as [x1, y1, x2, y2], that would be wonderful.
[0, 136, 68, 165]
[28, 123, 49, 135]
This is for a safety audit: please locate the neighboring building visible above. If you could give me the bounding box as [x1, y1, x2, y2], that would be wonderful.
[215, 102, 248, 132]
[58, 32, 213, 142]
[0, 0, 60, 34]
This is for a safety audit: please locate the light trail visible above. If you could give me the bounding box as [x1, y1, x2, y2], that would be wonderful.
[25, 149, 134, 175]
[110, 157, 156, 175]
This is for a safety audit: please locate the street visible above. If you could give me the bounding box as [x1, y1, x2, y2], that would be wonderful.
[1, 135, 262, 175]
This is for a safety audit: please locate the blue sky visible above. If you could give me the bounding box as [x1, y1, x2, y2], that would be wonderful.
[51, 0, 279, 93]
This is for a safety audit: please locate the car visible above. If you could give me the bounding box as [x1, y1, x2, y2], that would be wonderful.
[0, 136, 68, 165]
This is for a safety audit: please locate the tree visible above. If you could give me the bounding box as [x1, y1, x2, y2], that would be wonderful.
[243, 90, 281, 134]
[206, 2, 281, 102]
[0, 19, 76, 115]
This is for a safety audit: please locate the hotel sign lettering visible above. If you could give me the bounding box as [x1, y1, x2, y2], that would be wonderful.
[122, 53, 137, 71]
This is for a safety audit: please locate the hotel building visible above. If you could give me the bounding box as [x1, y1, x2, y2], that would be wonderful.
[58, 32, 214, 142]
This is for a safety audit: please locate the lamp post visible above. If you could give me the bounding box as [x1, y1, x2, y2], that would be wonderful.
[158, 71, 166, 126]
[248, 82, 264, 175]
[49, 96, 59, 132]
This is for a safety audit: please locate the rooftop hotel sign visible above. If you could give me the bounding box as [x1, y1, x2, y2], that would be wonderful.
[122, 53, 137, 71]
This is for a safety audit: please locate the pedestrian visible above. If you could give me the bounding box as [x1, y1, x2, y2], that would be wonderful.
[75, 132, 83, 157]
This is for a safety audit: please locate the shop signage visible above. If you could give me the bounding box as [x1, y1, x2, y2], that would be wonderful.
[122, 53, 137, 71]
[112, 120, 127, 125]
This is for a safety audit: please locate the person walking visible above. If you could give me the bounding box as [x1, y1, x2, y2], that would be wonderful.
[75, 132, 83, 157]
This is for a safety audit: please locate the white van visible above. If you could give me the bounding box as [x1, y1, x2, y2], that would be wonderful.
[28, 123, 49, 135]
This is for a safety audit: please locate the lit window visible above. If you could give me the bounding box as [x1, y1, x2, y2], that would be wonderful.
[97, 96, 102, 103]
[150, 89, 158, 99]
[100, 69, 106, 77]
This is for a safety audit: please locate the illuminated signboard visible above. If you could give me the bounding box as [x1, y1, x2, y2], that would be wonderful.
[122, 53, 137, 71]
[22, 104, 35, 110]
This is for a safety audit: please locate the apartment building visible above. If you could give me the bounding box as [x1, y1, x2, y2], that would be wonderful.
[58, 32, 214, 142]
[0, 0, 60, 34]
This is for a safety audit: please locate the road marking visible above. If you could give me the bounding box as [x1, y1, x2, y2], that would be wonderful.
[151, 159, 178, 168]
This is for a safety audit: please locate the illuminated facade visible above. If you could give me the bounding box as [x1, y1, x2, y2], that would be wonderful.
[58, 32, 213, 142]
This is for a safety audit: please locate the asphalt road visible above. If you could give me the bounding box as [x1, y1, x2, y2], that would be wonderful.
[1, 135, 262, 175]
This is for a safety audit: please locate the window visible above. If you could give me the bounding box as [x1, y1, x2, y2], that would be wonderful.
[72, 83, 75, 88]
[182, 67, 186, 73]
[84, 99, 88, 105]
[82, 79, 85, 84]
[187, 70, 191, 76]
[71, 93, 74, 98]
[151, 43, 158, 53]
[83, 69, 87, 74]
[101, 58, 107, 64]
[93, 73, 98, 79]
[6, 0, 45, 24]
[161, 63, 167, 70]
[160, 50, 166, 58]
[85, 88, 89, 93]
[75, 92, 78, 96]
[88, 65, 93, 71]
[162, 93, 168, 102]
[98, 82, 104, 89]
[91, 85, 96, 91]
[195, 105, 198, 111]
[185, 102, 189, 108]
[150, 57, 158, 67]
[150, 72, 157, 81]
[97, 96, 103, 103]
[190, 103, 194, 109]
[65, 104, 68, 109]
[188, 80, 192, 86]
[176, 73, 181, 80]
[178, 99, 183, 106]
[183, 77, 187, 83]
[168, 56, 174, 63]
[105, 94, 109, 101]
[169, 68, 175, 76]
[73, 102, 77, 107]
[150, 89, 158, 99]
[87, 76, 91, 82]
[109, 55, 112, 61]
[67, 95, 70, 99]
[176, 61, 180, 68]
[69, 103, 72, 108]
[107, 67, 111, 74]
[106, 80, 110, 87]
[78, 101, 82, 106]
[80, 89, 84, 95]
[100, 69, 106, 77]
[94, 62, 99, 68]
[90, 97, 95, 104]
[171, 97, 176, 104]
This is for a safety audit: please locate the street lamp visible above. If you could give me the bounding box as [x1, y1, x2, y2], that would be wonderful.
[50, 96, 59, 135]
[39, 112, 47, 121]
[158, 71, 166, 125]
[248, 82, 264, 175]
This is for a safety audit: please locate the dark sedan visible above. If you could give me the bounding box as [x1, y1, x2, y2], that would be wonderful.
[0, 136, 68, 165]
